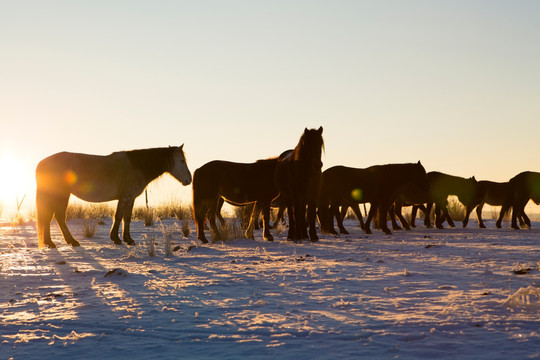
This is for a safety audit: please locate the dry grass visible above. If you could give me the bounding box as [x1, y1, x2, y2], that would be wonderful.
[66, 203, 114, 222]
[81, 218, 99, 238]
[447, 196, 466, 221]
[181, 219, 190, 238]
[216, 219, 242, 242]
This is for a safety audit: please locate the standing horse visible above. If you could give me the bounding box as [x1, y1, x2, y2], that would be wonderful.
[318, 162, 429, 235]
[275, 127, 324, 241]
[36, 145, 192, 248]
[421, 171, 480, 229]
[509, 171, 540, 229]
[192, 158, 280, 243]
[473, 180, 513, 228]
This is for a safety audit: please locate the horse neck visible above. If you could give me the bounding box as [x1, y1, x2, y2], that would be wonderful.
[126, 148, 172, 182]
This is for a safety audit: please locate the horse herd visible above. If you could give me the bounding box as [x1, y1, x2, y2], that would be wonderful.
[35, 127, 540, 248]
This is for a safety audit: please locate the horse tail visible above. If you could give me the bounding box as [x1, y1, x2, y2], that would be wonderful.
[35, 172, 56, 248]
[191, 168, 207, 225]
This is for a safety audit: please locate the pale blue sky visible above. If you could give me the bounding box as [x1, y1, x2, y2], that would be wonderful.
[1, 1, 539, 211]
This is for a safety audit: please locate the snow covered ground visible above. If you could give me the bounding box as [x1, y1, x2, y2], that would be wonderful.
[2, 217, 540, 359]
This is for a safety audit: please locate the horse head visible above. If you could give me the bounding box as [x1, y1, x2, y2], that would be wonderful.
[169, 144, 192, 185]
[296, 127, 324, 170]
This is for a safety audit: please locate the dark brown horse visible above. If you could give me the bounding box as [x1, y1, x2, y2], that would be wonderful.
[192, 158, 280, 243]
[473, 180, 513, 228]
[318, 162, 429, 235]
[274, 127, 324, 241]
[418, 171, 480, 229]
[36, 145, 192, 248]
[509, 171, 540, 229]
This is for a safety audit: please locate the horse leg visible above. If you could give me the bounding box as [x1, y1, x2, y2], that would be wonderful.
[272, 205, 285, 229]
[36, 190, 57, 248]
[378, 203, 392, 235]
[395, 203, 411, 231]
[521, 207, 531, 228]
[363, 204, 377, 235]
[434, 202, 445, 229]
[244, 202, 258, 240]
[476, 203, 486, 228]
[496, 203, 509, 228]
[193, 200, 209, 244]
[389, 204, 402, 231]
[423, 202, 433, 228]
[443, 202, 455, 227]
[286, 201, 295, 240]
[207, 199, 222, 241]
[307, 200, 318, 242]
[462, 206, 473, 228]
[261, 202, 274, 241]
[350, 203, 365, 230]
[512, 199, 530, 230]
[410, 205, 418, 228]
[216, 197, 226, 226]
[52, 193, 80, 247]
[331, 204, 346, 235]
[110, 199, 127, 244]
[121, 198, 136, 245]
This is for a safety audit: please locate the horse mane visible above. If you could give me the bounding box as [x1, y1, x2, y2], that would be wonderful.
[292, 127, 324, 161]
[123, 147, 175, 182]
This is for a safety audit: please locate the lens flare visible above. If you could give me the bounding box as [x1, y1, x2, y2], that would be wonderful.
[351, 188, 363, 202]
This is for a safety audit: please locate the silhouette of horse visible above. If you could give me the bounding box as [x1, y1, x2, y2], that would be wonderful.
[509, 171, 540, 229]
[275, 127, 324, 241]
[36, 145, 192, 248]
[318, 162, 429, 235]
[472, 180, 513, 228]
[419, 171, 480, 229]
[213, 150, 292, 231]
[192, 157, 280, 243]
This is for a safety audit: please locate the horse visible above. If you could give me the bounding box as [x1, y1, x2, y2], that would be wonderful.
[192, 157, 280, 243]
[318, 162, 429, 235]
[416, 171, 480, 229]
[473, 180, 513, 228]
[509, 171, 540, 229]
[274, 127, 324, 241]
[36, 145, 192, 248]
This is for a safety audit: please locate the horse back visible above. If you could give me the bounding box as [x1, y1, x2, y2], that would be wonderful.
[36, 151, 134, 201]
[427, 171, 478, 205]
[478, 180, 512, 205]
[510, 171, 540, 203]
[194, 159, 279, 204]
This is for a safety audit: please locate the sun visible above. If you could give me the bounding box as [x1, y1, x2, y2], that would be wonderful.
[0, 150, 33, 211]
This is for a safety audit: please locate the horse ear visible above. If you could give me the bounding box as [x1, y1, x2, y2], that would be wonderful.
[472, 176, 476, 181]
[318, 126, 323, 134]
[180, 144, 184, 150]
[304, 127, 308, 134]
[417, 160, 422, 165]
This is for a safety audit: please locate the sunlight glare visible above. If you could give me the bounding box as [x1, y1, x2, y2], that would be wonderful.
[0, 150, 33, 214]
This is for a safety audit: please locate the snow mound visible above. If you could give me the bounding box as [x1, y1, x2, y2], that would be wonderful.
[504, 286, 540, 309]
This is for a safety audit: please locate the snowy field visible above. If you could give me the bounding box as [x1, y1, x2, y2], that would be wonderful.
[2, 217, 540, 360]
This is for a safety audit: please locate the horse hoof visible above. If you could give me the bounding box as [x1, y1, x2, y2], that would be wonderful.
[45, 242, 57, 249]
[112, 239, 122, 245]
[71, 240, 81, 247]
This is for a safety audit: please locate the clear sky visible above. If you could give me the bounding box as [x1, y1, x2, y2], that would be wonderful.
[1, 1, 539, 215]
